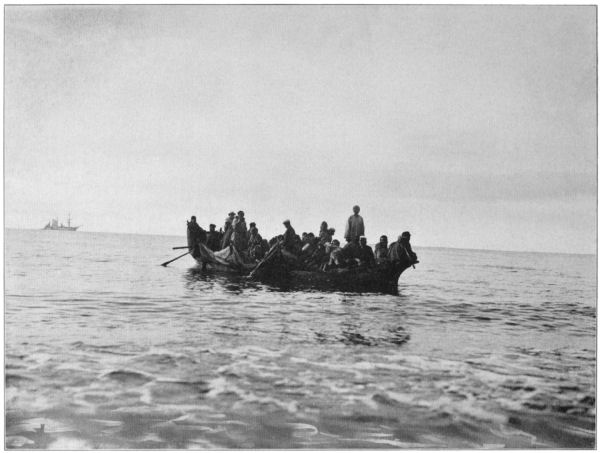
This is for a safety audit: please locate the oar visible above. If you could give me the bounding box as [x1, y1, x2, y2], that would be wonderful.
[161, 251, 191, 267]
[172, 246, 189, 250]
[248, 242, 281, 278]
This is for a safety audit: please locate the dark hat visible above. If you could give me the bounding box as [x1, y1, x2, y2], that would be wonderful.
[380, 235, 388, 241]
[249, 222, 256, 228]
[401, 231, 411, 239]
[228, 212, 235, 216]
[209, 223, 216, 228]
[283, 219, 290, 225]
[238, 210, 244, 216]
[191, 216, 196, 221]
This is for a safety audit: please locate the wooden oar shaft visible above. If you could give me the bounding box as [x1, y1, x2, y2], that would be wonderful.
[172, 246, 189, 250]
[249, 243, 280, 278]
[161, 251, 191, 267]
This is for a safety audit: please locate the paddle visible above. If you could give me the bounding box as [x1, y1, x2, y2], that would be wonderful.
[172, 246, 189, 250]
[161, 251, 191, 267]
[248, 242, 281, 278]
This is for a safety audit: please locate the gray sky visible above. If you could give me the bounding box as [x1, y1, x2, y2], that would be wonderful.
[5, 5, 597, 253]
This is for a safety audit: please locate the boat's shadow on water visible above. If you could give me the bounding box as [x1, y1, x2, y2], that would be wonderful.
[183, 267, 403, 296]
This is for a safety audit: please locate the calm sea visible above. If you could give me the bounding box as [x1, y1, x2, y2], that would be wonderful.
[4, 228, 596, 449]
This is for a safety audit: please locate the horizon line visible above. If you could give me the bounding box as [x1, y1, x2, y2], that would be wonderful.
[4, 227, 596, 257]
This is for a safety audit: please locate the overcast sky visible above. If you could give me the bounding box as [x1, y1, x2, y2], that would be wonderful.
[5, 5, 596, 253]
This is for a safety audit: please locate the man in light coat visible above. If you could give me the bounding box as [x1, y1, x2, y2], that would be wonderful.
[344, 205, 365, 243]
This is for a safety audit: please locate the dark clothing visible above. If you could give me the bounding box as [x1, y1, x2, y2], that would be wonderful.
[206, 231, 221, 251]
[356, 244, 375, 267]
[388, 239, 417, 263]
[187, 221, 206, 250]
[342, 241, 361, 261]
[248, 232, 265, 260]
[283, 226, 297, 252]
[231, 218, 248, 251]
[319, 230, 332, 245]
[374, 243, 389, 263]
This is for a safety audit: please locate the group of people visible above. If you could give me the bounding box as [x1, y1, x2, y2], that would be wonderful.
[187, 205, 418, 270]
[187, 211, 270, 261]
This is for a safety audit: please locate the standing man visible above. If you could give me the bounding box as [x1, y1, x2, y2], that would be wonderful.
[231, 211, 248, 252]
[344, 205, 365, 243]
[282, 220, 298, 253]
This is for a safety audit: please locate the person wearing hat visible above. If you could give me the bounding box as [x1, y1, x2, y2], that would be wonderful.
[206, 224, 221, 251]
[247, 222, 257, 241]
[374, 235, 390, 264]
[344, 205, 365, 243]
[231, 211, 248, 252]
[282, 219, 297, 253]
[221, 218, 234, 249]
[388, 231, 418, 264]
[224, 212, 235, 230]
[248, 226, 265, 261]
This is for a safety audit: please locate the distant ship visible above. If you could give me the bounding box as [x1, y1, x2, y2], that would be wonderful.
[43, 214, 80, 231]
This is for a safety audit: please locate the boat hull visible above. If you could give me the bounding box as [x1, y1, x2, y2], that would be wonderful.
[190, 243, 412, 293]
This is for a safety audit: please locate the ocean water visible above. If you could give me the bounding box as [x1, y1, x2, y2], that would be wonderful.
[4, 228, 596, 449]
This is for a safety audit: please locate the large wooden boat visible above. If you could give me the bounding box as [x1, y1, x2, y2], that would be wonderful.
[189, 242, 415, 293]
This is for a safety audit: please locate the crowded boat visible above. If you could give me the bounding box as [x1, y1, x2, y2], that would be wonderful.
[185, 205, 419, 278]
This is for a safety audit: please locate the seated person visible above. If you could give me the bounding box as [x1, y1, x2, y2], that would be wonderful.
[248, 227, 265, 261]
[342, 237, 361, 266]
[206, 224, 221, 251]
[388, 231, 418, 265]
[374, 235, 389, 264]
[324, 239, 344, 270]
[356, 236, 375, 267]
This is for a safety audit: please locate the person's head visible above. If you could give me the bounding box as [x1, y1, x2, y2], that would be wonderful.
[283, 220, 291, 228]
[191, 216, 197, 222]
[209, 224, 216, 231]
[308, 232, 315, 239]
[238, 210, 244, 218]
[302, 232, 307, 239]
[332, 239, 340, 246]
[249, 222, 256, 229]
[401, 231, 411, 241]
[353, 205, 360, 215]
[360, 236, 367, 246]
[320, 221, 328, 231]
[328, 228, 335, 235]
[352, 236, 360, 244]
[380, 235, 388, 245]
[228, 211, 235, 218]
